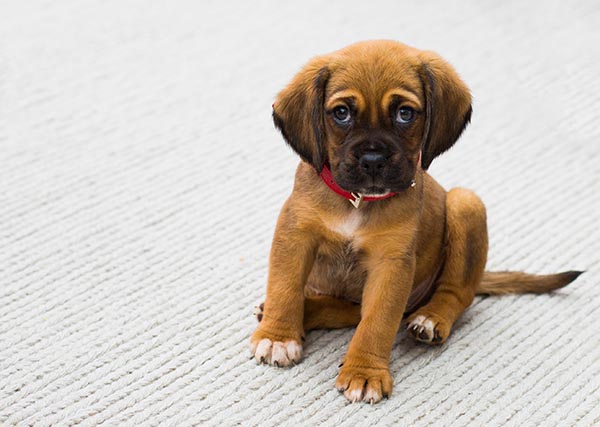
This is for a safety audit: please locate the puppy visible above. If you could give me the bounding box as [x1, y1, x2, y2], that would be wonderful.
[250, 40, 582, 404]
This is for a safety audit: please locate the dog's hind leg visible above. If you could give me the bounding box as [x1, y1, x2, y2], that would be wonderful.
[256, 295, 361, 332]
[406, 188, 488, 344]
[303, 295, 361, 331]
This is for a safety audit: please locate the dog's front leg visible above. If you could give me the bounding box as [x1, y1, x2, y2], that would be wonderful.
[250, 203, 317, 367]
[336, 240, 415, 404]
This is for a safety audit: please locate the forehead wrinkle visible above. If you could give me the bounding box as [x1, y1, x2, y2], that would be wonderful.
[381, 88, 423, 112]
[326, 89, 365, 111]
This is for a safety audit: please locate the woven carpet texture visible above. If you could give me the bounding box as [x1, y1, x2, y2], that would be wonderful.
[1, 1, 599, 426]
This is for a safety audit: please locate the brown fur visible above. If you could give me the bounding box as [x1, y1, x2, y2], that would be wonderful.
[250, 40, 582, 404]
[477, 270, 583, 295]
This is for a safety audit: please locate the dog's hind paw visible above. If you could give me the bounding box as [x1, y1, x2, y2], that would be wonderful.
[253, 302, 264, 322]
[406, 313, 450, 344]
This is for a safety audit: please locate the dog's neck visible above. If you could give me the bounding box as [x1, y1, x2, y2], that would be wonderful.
[319, 165, 398, 208]
[318, 152, 420, 208]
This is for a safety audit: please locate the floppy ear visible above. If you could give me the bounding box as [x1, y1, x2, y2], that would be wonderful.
[419, 51, 472, 170]
[272, 57, 330, 173]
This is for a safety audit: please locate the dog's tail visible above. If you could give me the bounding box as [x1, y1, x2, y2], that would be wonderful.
[475, 270, 583, 295]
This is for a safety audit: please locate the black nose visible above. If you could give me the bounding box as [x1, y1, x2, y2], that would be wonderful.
[359, 152, 386, 176]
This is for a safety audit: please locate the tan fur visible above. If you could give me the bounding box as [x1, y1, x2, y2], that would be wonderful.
[250, 40, 581, 404]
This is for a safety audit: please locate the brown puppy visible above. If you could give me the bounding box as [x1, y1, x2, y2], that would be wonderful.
[250, 40, 582, 404]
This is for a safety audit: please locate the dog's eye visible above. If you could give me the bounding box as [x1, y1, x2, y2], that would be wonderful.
[333, 106, 351, 124]
[396, 106, 415, 124]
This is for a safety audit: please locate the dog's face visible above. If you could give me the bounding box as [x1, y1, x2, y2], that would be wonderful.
[322, 49, 427, 194]
[273, 40, 472, 194]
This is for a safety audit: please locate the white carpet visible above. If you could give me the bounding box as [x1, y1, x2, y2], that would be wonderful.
[1, 1, 599, 426]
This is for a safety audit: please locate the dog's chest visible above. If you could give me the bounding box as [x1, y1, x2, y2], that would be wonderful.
[306, 210, 367, 302]
[329, 209, 363, 243]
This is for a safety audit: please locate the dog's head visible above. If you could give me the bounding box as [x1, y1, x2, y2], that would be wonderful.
[273, 40, 472, 195]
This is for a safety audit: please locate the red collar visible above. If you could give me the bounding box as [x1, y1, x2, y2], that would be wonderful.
[318, 153, 420, 208]
[319, 165, 398, 208]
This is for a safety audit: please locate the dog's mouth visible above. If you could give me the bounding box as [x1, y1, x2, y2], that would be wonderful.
[335, 172, 415, 195]
[358, 186, 392, 197]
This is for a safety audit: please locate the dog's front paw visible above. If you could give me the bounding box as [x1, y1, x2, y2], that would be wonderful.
[250, 327, 303, 367]
[250, 338, 302, 367]
[335, 364, 393, 404]
[406, 312, 450, 344]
